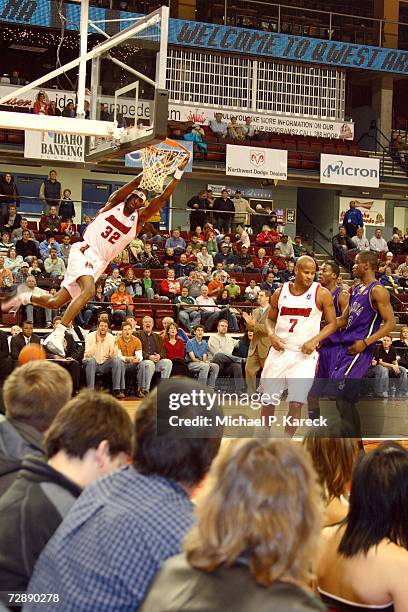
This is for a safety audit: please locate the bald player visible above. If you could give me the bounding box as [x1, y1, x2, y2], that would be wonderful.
[261, 256, 337, 437]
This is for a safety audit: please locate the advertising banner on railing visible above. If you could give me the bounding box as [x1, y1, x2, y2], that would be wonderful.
[226, 145, 287, 180]
[339, 197, 385, 227]
[24, 130, 85, 162]
[0, 85, 354, 140]
[320, 154, 380, 187]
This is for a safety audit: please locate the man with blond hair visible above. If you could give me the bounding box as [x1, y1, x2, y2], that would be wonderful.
[0, 361, 72, 495]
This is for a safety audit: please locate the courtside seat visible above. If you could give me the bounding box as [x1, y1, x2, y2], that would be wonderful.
[27, 221, 38, 231]
[7, 130, 24, 144]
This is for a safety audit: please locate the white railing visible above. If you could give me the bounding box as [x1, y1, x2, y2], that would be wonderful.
[167, 48, 345, 121]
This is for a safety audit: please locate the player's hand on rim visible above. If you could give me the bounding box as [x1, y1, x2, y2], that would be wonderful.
[178, 154, 190, 171]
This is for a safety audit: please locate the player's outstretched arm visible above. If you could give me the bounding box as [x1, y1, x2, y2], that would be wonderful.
[105, 172, 144, 210]
[301, 287, 337, 354]
[138, 155, 190, 228]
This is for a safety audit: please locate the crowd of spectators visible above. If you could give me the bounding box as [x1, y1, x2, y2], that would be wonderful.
[0, 360, 407, 610]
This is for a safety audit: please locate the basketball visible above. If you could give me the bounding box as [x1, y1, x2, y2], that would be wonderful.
[18, 344, 47, 365]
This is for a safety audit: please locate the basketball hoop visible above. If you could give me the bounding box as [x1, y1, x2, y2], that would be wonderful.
[138, 138, 190, 192]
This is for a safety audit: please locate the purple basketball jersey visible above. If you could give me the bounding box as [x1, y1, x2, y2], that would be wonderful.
[322, 287, 343, 346]
[342, 281, 381, 345]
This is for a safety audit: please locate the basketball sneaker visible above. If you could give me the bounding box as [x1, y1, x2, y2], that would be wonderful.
[43, 323, 67, 357]
[1, 284, 33, 313]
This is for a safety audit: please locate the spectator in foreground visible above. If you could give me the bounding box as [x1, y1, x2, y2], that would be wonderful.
[303, 433, 360, 526]
[0, 361, 72, 496]
[141, 439, 324, 612]
[26, 379, 222, 612]
[317, 441, 408, 609]
[0, 390, 132, 593]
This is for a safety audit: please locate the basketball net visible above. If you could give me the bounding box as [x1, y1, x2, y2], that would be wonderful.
[139, 138, 189, 192]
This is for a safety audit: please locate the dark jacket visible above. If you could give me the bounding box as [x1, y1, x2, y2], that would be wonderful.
[0, 456, 81, 591]
[42, 178, 61, 203]
[59, 198, 75, 220]
[136, 331, 166, 360]
[332, 233, 354, 251]
[0, 329, 12, 384]
[0, 416, 45, 497]
[214, 196, 234, 218]
[10, 332, 41, 362]
[141, 554, 326, 612]
[0, 211, 22, 232]
[15, 238, 38, 259]
[0, 178, 19, 208]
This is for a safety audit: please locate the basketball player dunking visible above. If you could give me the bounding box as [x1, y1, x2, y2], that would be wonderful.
[308, 260, 349, 419]
[261, 256, 337, 437]
[332, 251, 395, 436]
[2, 155, 189, 356]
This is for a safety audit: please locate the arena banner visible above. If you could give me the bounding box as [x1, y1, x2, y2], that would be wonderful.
[24, 130, 85, 162]
[0, 1, 407, 75]
[226, 145, 288, 180]
[0, 84, 354, 140]
[320, 154, 380, 188]
[339, 197, 385, 227]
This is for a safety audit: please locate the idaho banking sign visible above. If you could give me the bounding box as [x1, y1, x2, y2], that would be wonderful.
[0, 0, 407, 75]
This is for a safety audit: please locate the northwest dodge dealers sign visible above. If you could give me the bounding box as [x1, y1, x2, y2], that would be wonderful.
[226, 145, 288, 180]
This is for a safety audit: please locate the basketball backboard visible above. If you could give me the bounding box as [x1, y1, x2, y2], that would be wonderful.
[0, 2, 169, 164]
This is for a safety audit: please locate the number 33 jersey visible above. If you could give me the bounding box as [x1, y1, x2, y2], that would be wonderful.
[274, 281, 322, 352]
[83, 202, 138, 262]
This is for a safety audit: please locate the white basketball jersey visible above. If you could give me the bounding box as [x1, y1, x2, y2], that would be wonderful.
[275, 281, 322, 351]
[82, 202, 138, 263]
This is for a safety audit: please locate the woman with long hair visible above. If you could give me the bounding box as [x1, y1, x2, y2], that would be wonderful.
[141, 439, 325, 611]
[303, 433, 361, 526]
[163, 322, 189, 377]
[234, 329, 253, 359]
[33, 91, 49, 115]
[317, 441, 408, 610]
[0, 173, 19, 215]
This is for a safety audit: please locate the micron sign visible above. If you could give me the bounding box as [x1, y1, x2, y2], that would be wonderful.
[320, 154, 380, 187]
